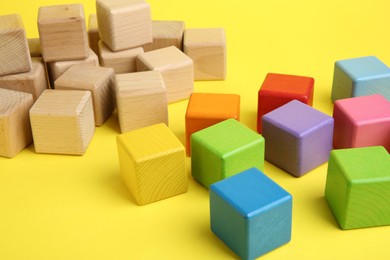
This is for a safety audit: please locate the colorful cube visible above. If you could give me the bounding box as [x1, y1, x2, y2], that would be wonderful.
[325, 146, 390, 229]
[210, 167, 292, 260]
[262, 100, 334, 177]
[191, 119, 264, 188]
[142, 20, 185, 52]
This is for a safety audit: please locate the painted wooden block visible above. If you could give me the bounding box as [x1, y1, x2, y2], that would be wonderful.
[185, 92, 240, 155]
[257, 73, 314, 133]
[262, 100, 333, 177]
[98, 41, 143, 74]
[0, 14, 32, 76]
[191, 118, 264, 188]
[210, 168, 292, 260]
[29, 89, 95, 155]
[0, 57, 49, 101]
[325, 146, 390, 229]
[333, 94, 390, 152]
[183, 28, 226, 81]
[331, 56, 390, 101]
[116, 123, 188, 205]
[0, 89, 34, 158]
[38, 4, 89, 62]
[137, 46, 193, 103]
[88, 14, 100, 55]
[55, 65, 116, 126]
[142, 21, 185, 52]
[116, 71, 168, 133]
[28, 38, 42, 57]
[96, 0, 152, 51]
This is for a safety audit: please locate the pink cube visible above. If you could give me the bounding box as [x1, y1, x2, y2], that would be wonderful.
[333, 94, 390, 152]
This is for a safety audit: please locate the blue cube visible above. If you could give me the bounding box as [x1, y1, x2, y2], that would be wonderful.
[210, 168, 292, 259]
[331, 56, 390, 101]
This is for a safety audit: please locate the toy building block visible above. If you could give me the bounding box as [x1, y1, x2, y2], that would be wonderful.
[116, 71, 168, 133]
[331, 56, 390, 102]
[183, 28, 226, 81]
[325, 146, 390, 229]
[116, 123, 188, 205]
[29, 89, 95, 155]
[257, 73, 314, 133]
[0, 57, 49, 101]
[0, 14, 32, 76]
[191, 118, 264, 188]
[55, 65, 116, 126]
[99, 41, 143, 74]
[137, 46, 194, 103]
[38, 4, 89, 62]
[28, 38, 42, 57]
[210, 168, 292, 259]
[0, 89, 34, 158]
[96, 0, 152, 51]
[142, 21, 185, 52]
[185, 92, 240, 155]
[88, 14, 100, 55]
[333, 94, 390, 152]
[262, 100, 334, 177]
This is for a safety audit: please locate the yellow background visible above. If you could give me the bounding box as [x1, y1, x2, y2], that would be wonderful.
[1, 0, 390, 259]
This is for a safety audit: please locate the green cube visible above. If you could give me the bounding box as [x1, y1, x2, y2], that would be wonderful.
[191, 119, 265, 188]
[325, 146, 390, 229]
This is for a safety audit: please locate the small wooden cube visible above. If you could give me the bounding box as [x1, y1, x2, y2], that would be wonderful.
[28, 38, 42, 57]
[55, 65, 116, 126]
[325, 146, 390, 229]
[38, 4, 89, 62]
[137, 46, 194, 103]
[30, 89, 95, 155]
[0, 89, 34, 158]
[96, 0, 152, 51]
[185, 93, 240, 155]
[116, 123, 188, 205]
[142, 21, 185, 52]
[116, 71, 168, 133]
[0, 57, 49, 101]
[0, 14, 32, 76]
[88, 14, 100, 55]
[99, 41, 143, 74]
[184, 28, 226, 81]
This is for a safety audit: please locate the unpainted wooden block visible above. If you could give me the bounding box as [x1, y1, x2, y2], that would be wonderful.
[0, 89, 34, 158]
[142, 20, 185, 52]
[0, 57, 49, 101]
[96, 0, 152, 51]
[0, 14, 32, 76]
[98, 41, 143, 74]
[88, 14, 100, 55]
[116, 71, 168, 133]
[29, 89, 95, 155]
[184, 28, 226, 81]
[116, 123, 188, 205]
[38, 4, 89, 62]
[136, 46, 193, 103]
[28, 38, 42, 57]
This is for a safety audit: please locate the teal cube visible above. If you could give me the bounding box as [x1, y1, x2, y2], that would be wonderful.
[191, 118, 265, 188]
[210, 168, 292, 259]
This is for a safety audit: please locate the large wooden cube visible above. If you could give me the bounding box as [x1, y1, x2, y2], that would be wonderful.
[142, 21, 185, 52]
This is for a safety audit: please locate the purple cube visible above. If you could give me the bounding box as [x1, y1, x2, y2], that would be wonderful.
[262, 100, 334, 177]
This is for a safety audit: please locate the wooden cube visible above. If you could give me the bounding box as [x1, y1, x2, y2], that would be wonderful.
[96, 0, 152, 51]
[0, 14, 32, 76]
[191, 119, 265, 188]
[183, 28, 226, 81]
[333, 94, 390, 152]
[99, 41, 143, 74]
[325, 146, 390, 229]
[257, 73, 314, 133]
[116, 71, 168, 133]
[0, 58, 49, 101]
[0, 89, 34, 158]
[262, 100, 334, 177]
[38, 4, 89, 62]
[185, 93, 240, 155]
[55, 65, 116, 126]
[28, 38, 42, 57]
[137, 46, 193, 103]
[210, 168, 292, 260]
[88, 14, 100, 55]
[29, 89, 95, 155]
[142, 21, 185, 52]
[116, 123, 188, 205]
